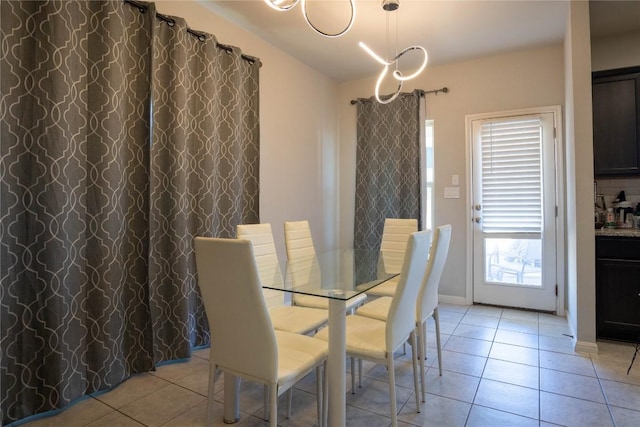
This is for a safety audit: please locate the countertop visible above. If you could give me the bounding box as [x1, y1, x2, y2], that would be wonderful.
[595, 228, 640, 237]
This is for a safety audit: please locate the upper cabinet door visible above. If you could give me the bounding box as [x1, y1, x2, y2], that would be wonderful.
[592, 67, 640, 176]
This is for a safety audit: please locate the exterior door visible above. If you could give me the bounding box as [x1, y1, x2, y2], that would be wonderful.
[470, 110, 558, 312]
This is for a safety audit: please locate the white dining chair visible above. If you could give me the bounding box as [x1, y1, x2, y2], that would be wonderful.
[356, 224, 452, 402]
[194, 237, 328, 427]
[315, 230, 431, 427]
[237, 223, 328, 335]
[366, 218, 419, 297]
[284, 220, 367, 312]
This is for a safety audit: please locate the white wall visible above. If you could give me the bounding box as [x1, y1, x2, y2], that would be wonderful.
[338, 46, 565, 300]
[591, 31, 640, 71]
[154, 1, 341, 259]
[564, 1, 597, 350]
[564, 11, 578, 343]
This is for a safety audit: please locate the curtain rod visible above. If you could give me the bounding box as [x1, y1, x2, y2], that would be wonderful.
[350, 87, 448, 105]
[124, 0, 261, 66]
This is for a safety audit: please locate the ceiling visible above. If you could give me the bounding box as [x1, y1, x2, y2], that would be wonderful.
[202, 1, 640, 82]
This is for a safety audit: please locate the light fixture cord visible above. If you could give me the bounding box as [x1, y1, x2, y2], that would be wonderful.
[395, 6, 399, 74]
[385, 9, 390, 63]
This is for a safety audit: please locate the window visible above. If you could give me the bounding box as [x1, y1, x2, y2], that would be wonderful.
[480, 117, 543, 234]
[423, 120, 434, 230]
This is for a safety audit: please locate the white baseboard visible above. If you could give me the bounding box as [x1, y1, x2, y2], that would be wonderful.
[438, 295, 468, 306]
[565, 309, 599, 355]
[574, 339, 599, 355]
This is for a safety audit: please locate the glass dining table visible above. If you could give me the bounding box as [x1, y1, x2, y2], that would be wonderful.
[222, 249, 398, 427]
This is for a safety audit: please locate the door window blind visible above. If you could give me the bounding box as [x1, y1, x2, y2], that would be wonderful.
[481, 117, 543, 233]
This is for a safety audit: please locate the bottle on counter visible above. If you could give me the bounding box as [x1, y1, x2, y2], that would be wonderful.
[626, 213, 635, 228]
[606, 208, 616, 229]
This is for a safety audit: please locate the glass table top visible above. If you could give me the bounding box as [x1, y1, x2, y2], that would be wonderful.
[262, 249, 398, 301]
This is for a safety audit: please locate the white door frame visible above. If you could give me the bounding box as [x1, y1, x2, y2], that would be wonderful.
[464, 105, 565, 315]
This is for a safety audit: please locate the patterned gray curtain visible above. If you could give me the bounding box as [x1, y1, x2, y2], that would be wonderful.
[0, 1, 259, 424]
[148, 14, 260, 362]
[354, 92, 422, 267]
[0, 1, 154, 423]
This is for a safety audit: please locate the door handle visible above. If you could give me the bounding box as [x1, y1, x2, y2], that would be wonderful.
[474, 217, 482, 223]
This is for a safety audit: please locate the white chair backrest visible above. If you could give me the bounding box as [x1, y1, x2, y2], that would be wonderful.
[284, 220, 319, 290]
[417, 225, 452, 322]
[385, 230, 432, 350]
[380, 218, 418, 275]
[284, 220, 316, 259]
[194, 237, 278, 382]
[237, 223, 284, 309]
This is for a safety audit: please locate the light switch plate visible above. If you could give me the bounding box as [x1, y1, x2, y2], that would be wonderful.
[444, 187, 460, 199]
[452, 174, 459, 186]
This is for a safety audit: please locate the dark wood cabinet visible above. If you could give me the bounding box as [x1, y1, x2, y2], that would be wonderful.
[596, 236, 640, 342]
[592, 67, 640, 176]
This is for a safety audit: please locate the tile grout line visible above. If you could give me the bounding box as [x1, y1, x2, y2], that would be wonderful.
[83, 396, 149, 427]
[592, 354, 619, 427]
[537, 313, 542, 425]
[461, 305, 486, 427]
[465, 308, 545, 426]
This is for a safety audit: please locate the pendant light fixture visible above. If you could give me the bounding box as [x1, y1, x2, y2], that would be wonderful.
[359, 0, 428, 104]
[263, 0, 356, 38]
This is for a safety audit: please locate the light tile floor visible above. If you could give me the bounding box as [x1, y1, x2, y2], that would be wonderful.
[17, 304, 640, 427]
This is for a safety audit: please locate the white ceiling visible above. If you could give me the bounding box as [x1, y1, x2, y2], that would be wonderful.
[203, 0, 640, 82]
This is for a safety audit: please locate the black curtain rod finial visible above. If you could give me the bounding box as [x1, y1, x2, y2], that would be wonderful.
[424, 87, 448, 96]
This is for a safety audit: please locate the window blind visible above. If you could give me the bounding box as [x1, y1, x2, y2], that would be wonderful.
[481, 117, 542, 233]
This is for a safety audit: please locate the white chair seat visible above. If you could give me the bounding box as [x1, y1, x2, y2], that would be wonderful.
[194, 237, 328, 427]
[355, 296, 392, 321]
[294, 293, 367, 312]
[275, 330, 328, 386]
[365, 278, 398, 297]
[269, 306, 328, 335]
[315, 231, 432, 427]
[356, 224, 452, 404]
[315, 315, 387, 360]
